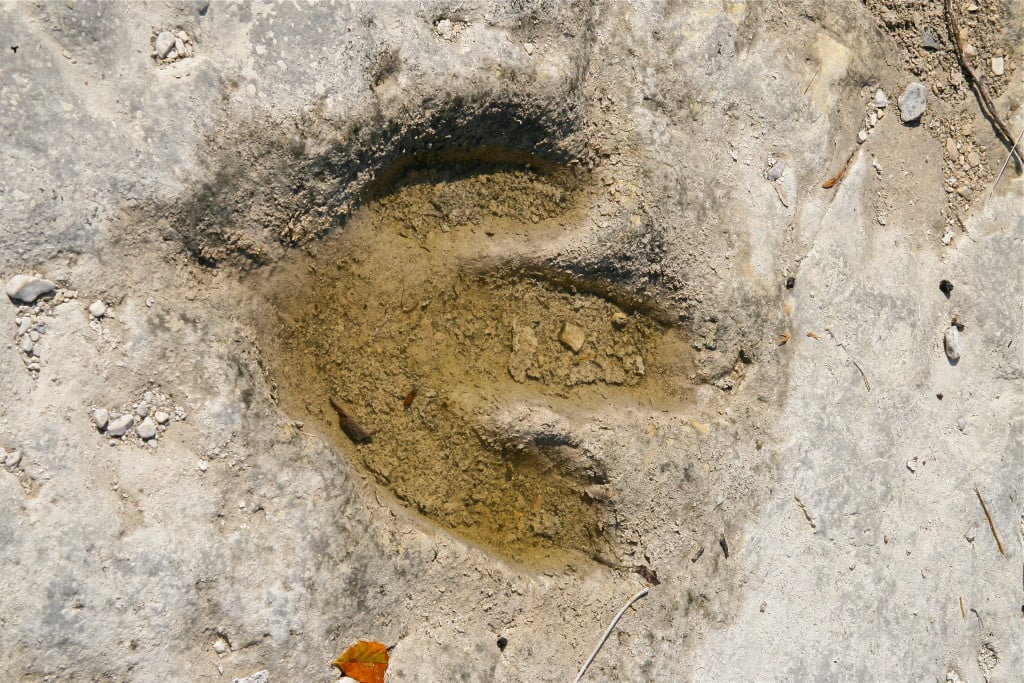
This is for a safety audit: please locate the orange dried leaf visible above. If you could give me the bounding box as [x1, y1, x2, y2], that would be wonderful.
[821, 166, 847, 189]
[777, 333, 791, 345]
[332, 640, 389, 683]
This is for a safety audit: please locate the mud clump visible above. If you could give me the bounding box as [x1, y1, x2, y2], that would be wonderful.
[255, 161, 692, 566]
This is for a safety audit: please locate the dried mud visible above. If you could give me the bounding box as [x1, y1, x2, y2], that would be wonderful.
[254, 161, 694, 566]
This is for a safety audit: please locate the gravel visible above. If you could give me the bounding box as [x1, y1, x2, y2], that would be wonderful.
[5, 275, 56, 304]
[106, 414, 135, 438]
[154, 31, 175, 58]
[898, 83, 927, 123]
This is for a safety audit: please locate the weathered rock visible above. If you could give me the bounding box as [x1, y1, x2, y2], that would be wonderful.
[106, 414, 135, 437]
[136, 417, 157, 440]
[154, 31, 175, 58]
[921, 28, 943, 51]
[19, 336, 34, 354]
[154, 410, 170, 425]
[5, 450, 22, 468]
[874, 89, 888, 108]
[88, 300, 107, 318]
[136, 403, 150, 418]
[898, 83, 928, 122]
[558, 322, 586, 353]
[944, 326, 963, 361]
[212, 638, 229, 654]
[6, 275, 56, 304]
[93, 408, 110, 430]
[767, 159, 785, 181]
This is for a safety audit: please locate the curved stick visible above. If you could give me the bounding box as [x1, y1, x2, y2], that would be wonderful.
[573, 588, 650, 683]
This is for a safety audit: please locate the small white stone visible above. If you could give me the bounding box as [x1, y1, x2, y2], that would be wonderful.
[5, 450, 22, 467]
[89, 300, 107, 318]
[19, 336, 34, 354]
[106, 414, 135, 437]
[956, 417, 967, 432]
[524, 42, 534, 55]
[136, 418, 157, 440]
[154, 410, 170, 425]
[6, 274, 56, 304]
[873, 89, 888, 108]
[28, 330, 40, 342]
[906, 457, 917, 473]
[898, 82, 928, 122]
[213, 638, 229, 654]
[93, 408, 110, 430]
[857, 130, 868, 143]
[154, 31, 175, 58]
[991, 56, 1004, 76]
[198, 459, 209, 472]
[944, 326, 963, 361]
[174, 38, 186, 56]
[136, 404, 150, 418]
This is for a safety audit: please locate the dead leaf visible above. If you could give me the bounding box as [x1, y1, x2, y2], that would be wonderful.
[777, 333, 791, 345]
[332, 641, 389, 683]
[806, 331, 822, 340]
[822, 148, 859, 189]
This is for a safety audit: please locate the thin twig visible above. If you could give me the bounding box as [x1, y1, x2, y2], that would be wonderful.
[945, 0, 1023, 169]
[974, 485, 1005, 556]
[573, 588, 649, 683]
[988, 127, 1024, 203]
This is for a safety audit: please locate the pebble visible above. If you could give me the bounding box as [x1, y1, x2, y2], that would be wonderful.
[136, 404, 151, 418]
[136, 418, 157, 440]
[106, 414, 135, 438]
[524, 42, 534, 55]
[945, 137, 958, 157]
[6, 274, 56, 304]
[19, 336, 34, 354]
[991, 56, 1004, 76]
[967, 150, 981, 167]
[898, 82, 928, 122]
[89, 300, 107, 318]
[963, 43, 977, 58]
[766, 159, 785, 181]
[5, 450, 22, 468]
[154, 410, 170, 425]
[906, 457, 918, 473]
[213, 638, 229, 654]
[611, 311, 629, 329]
[93, 408, 110, 430]
[28, 330, 40, 342]
[944, 326, 963, 361]
[857, 130, 868, 143]
[956, 417, 967, 432]
[558, 322, 586, 353]
[198, 459, 209, 472]
[232, 672, 269, 683]
[154, 31, 175, 58]
[921, 28, 943, 51]
[873, 89, 888, 108]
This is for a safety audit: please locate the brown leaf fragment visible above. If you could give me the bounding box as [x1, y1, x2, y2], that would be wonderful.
[332, 640, 389, 683]
[633, 565, 660, 586]
[329, 397, 373, 444]
[806, 331, 822, 340]
[822, 148, 859, 189]
[777, 333, 791, 345]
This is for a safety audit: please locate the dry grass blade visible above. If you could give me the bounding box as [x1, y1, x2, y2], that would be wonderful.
[822, 148, 859, 189]
[974, 485, 1005, 556]
[574, 588, 649, 683]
